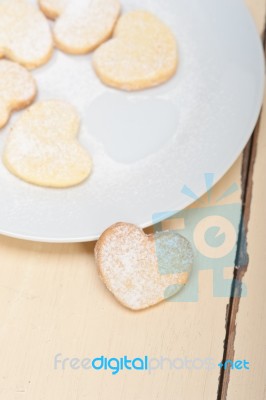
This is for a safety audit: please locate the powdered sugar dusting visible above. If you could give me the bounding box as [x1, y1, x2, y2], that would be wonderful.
[0, 0, 249, 241]
[0, 60, 36, 127]
[40, 0, 68, 18]
[41, 0, 121, 53]
[3, 101, 92, 188]
[95, 223, 193, 310]
[93, 10, 178, 90]
[0, 0, 53, 68]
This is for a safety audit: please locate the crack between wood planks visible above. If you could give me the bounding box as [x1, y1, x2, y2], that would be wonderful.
[217, 21, 266, 400]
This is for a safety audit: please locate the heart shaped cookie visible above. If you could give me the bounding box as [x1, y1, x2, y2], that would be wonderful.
[39, 0, 121, 54]
[0, 0, 53, 69]
[93, 10, 178, 91]
[3, 100, 92, 188]
[0, 60, 36, 129]
[95, 223, 193, 310]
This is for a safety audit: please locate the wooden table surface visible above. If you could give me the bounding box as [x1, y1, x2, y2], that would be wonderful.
[0, 1, 265, 399]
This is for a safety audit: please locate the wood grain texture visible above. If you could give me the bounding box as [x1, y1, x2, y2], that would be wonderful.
[227, 93, 266, 400]
[0, 159, 242, 400]
[219, 1, 266, 398]
[0, 1, 263, 399]
[218, 120, 261, 400]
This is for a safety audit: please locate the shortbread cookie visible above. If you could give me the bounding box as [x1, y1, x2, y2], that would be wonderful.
[3, 101, 92, 188]
[0, 0, 53, 69]
[95, 223, 193, 310]
[0, 60, 36, 129]
[93, 10, 178, 91]
[39, 0, 121, 54]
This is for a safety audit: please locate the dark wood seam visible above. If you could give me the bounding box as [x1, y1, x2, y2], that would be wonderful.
[217, 18, 266, 400]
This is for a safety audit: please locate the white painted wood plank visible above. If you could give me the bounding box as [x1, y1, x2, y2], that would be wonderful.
[227, 97, 266, 400]
[0, 156, 242, 399]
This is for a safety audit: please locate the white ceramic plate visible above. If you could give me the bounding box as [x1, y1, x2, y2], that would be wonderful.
[0, 0, 264, 243]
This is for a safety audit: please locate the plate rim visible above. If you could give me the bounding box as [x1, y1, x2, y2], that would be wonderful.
[0, 0, 264, 243]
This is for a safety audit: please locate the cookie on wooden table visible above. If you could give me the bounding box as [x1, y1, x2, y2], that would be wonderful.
[95, 223, 193, 310]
